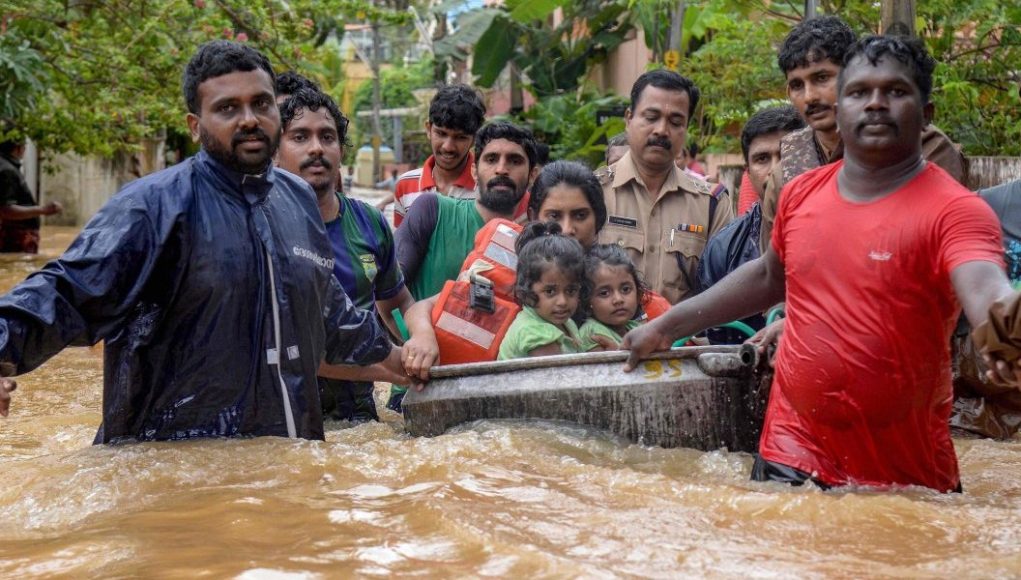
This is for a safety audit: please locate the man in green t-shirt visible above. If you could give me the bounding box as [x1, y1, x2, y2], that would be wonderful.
[388, 122, 538, 410]
[395, 121, 539, 301]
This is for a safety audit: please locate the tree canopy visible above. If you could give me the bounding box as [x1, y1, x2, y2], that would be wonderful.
[1, 0, 1018, 158]
[0, 0, 410, 156]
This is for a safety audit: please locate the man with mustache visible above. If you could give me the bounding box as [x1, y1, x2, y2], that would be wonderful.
[0, 41, 414, 440]
[275, 87, 415, 423]
[597, 70, 734, 305]
[758, 16, 965, 254]
[624, 36, 1016, 491]
[386, 84, 487, 227]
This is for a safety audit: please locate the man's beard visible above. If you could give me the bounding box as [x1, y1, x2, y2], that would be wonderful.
[201, 125, 281, 175]
[299, 155, 336, 197]
[478, 175, 526, 214]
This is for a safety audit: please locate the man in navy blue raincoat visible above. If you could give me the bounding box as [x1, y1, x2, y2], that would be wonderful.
[0, 41, 413, 443]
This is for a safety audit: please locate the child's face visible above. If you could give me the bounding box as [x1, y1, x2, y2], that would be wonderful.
[530, 266, 580, 327]
[589, 264, 638, 329]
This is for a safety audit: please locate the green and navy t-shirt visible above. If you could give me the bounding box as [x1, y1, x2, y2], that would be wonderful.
[326, 193, 405, 310]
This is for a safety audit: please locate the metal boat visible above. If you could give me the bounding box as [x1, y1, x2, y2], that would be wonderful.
[402, 345, 772, 452]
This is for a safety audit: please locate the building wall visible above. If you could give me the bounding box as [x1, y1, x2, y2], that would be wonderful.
[594, 28, 653, 98]
[34, 140, 165, 226]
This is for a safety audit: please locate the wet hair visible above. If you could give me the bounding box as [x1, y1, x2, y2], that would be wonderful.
[740, 105, 805, 162]
[840, 35, 936, 104]
[0, 138, 24, 157]
[583, 243, 649, 317]
[629, 69, 700, 120]
[777, 16, 858, 75]
[513, 221, 587, 308]
[183, 41, 276, 114]
[279, 88, 352, 147]
[429, 84, 487, 135]
[528, 160, 608, 236]
[474, 121, 538, 171]
[275, 71, 319, 99]
[535, 142, 551, 167]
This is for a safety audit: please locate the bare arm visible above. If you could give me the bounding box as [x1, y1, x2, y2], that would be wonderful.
[317, 346, 418, 388]
[952, 261, 1014, 329]
[0, 201, 62, 221]
[622, 244, 786, 370]
[952, 260, 1021, 387]
[402, 295, 440, 380]
[375, 192, 394, 211]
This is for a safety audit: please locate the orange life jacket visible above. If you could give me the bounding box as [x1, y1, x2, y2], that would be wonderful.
[432, 219, 524, 364]
[641, 290, 671, 321]
[457, 218, 522, 301]
[431, 278, 520, 365]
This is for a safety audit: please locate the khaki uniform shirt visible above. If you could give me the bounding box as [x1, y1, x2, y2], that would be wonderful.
[759, 124, 967, 253]
[597, 151, 734, 305]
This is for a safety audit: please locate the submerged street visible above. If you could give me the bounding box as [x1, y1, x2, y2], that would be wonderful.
[1, 228, 1020, 577]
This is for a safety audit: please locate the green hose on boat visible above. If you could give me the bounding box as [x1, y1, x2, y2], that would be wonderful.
[390, 308, 410, 399]
[671, 320, 758, 348]
[392, 308, 410, 341]
[766, 306, 785, 326]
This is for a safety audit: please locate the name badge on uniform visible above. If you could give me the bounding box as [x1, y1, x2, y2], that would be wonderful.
[608, 215, 638, 229]
[359, 254, 378, 283]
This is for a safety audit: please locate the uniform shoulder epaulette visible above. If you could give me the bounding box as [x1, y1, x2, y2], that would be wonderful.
[678, 170, 713, 195]
[595, 165, 614, 187]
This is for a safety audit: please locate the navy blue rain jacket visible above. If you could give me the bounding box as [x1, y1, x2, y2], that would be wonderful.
[696, 202, 766, 344]
[0, 151, 393, 443]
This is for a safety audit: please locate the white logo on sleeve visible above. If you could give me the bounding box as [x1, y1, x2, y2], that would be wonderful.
[868, 250, 893, 261]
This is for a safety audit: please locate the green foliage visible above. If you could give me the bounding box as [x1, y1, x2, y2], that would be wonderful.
[683, 16, 790, 152]
[440, 0, 634, 98]
[0, 0, 407, 157]
[515, 91, 628, 167]
[631, 0, 1019, 156]
[0, 35, 47, 124]
[917, 0, 1021, 155]
[347, 57, 434, 160]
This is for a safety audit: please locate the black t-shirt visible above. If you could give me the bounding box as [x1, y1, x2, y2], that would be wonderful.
[0, 154, 40, 230]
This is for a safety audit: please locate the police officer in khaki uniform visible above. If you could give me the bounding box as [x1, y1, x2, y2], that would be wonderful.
[597, 70, 733, 305]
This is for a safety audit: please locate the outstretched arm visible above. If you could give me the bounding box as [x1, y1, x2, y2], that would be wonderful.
[401, 296, 440, 381]
[953, 260, 1021, 387]
[622, 244, 786, 370]
[0, 201, 62, 221]
[0, 189, 172, 416]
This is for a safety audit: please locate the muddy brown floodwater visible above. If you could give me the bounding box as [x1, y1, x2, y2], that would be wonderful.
[2, 227, 1021, 577]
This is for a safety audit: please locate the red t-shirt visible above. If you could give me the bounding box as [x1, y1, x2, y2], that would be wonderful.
[765, 161, 1003, 491]
[737, 170, 759, 215]
[393, 154, 476, 227]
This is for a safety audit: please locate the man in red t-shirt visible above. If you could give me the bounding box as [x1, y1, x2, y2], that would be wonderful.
[386, 84, 485, 227]
[621, 35, 1017, 492]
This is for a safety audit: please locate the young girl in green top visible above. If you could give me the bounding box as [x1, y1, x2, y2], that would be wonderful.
[579, 243, 648, 349]
[498, 222, 587, 359]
